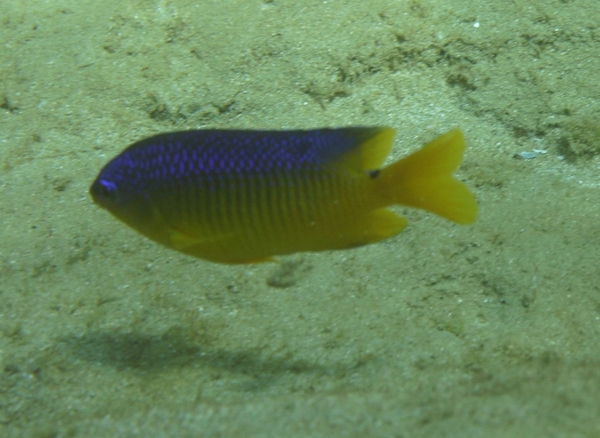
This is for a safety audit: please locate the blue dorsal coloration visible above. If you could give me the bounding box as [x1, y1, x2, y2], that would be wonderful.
[110, 128, 385, 178]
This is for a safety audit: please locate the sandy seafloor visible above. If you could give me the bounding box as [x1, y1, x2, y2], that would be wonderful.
[1, 0, 599, 436]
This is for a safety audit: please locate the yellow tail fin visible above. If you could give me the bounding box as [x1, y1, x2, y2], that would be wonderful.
[378, 129, 477, 224]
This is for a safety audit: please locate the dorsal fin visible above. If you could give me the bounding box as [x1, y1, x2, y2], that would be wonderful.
[332, 127, 396, 171]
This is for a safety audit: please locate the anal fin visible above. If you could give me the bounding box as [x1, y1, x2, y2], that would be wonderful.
[344, 208, 408, 247]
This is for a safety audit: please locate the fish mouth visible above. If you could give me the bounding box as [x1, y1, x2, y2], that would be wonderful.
[90, 178, 118, 208]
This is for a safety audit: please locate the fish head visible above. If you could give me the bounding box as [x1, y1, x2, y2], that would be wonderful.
[90, 176, 125, 210]
[89, 153, 156, 233]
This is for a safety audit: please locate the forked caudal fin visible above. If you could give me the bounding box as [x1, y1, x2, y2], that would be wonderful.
[378, 129, 478, 224]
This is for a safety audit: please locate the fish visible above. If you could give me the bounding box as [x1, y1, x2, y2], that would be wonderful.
[90, 128, 477, 264]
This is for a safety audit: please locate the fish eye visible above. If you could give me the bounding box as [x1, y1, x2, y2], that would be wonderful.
[92, 179, 118, 201]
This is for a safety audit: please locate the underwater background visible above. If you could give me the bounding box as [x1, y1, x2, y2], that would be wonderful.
[1, 0, 599, 436]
